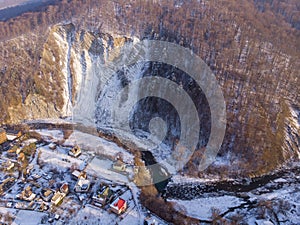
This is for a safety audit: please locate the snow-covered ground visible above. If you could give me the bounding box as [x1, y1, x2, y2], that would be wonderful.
[64, 130, 134, 163]
[0, 121, 169, 225]
[34, 129, 64, 142]
[12, 210, 47, 225]
[169, 195, 242, 220]
[26, 118, 73, 125]
[168, 183, 300, 224]
[39, 145, 85, 170]
[86, 157, 129, 184]
[34, 128, 134, 163]
[171, 174, 225, 184]
[242, 179, 300, 225]
[69, 204, 116, 225]
[167, 163, 300, 224]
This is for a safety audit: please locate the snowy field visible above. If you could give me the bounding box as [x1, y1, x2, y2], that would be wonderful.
[69, 205, 117, 225]
[170, 195, 242, 220]
[86, 157, 129, 184]
[34, 129, 64, 142]
[119, 208, 140, 225]
[64, 131, 134, 163]
[39, 146, 85, 170]
[12, 210, 47, 225]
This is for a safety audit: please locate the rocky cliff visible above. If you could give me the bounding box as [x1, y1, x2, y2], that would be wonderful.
[0, 0, 299, 177]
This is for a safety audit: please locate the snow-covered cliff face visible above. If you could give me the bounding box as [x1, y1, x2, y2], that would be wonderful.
[40, 24, 133, 119]
[285, 106, 300, 160]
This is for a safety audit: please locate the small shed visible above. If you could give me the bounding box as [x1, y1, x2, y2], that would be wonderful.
[69, 145, 81, 157]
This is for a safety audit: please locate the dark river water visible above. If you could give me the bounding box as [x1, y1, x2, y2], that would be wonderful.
[141, 151, 171, 192]
[164, 164, 300, 200]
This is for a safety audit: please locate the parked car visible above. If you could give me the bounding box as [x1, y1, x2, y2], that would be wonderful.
[6, 202, 13, 208]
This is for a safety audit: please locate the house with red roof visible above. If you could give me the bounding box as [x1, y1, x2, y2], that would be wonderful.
[110, 197, 127, 214]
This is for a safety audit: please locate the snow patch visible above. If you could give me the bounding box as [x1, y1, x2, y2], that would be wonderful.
[12, 210, 46, 225]
[34, 129, 64, 142]
[69, 204, 116, 225]
[169, 195, 242, 220]
[86, 157, 128, 184]
[64, 130, 134, 163]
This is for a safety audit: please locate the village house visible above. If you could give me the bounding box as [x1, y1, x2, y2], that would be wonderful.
[74, 178, 91, 193]
[51, 183, 69, 206]
[16, 147, 22, 154]
[27, 201, 35, 210]
[21, 186, 36, 201]
[110, 197, 127, 214]
[54, 214, 60, 220]
[41, 188, 54, 202]
[69, 145, 81, 157]
[15, 202, 26, 209]
[6, 202, 13, 208]
[38, 202, 48, 212]
[51, 191, 65, 206]
[0, 128, 7, 144]
[93, 186, 113, 205]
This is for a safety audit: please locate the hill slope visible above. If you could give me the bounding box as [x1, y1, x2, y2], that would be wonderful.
[0, 0, 299, 177]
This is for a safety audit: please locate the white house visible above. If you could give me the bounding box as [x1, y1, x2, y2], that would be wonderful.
[74, 178, 90, 193]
